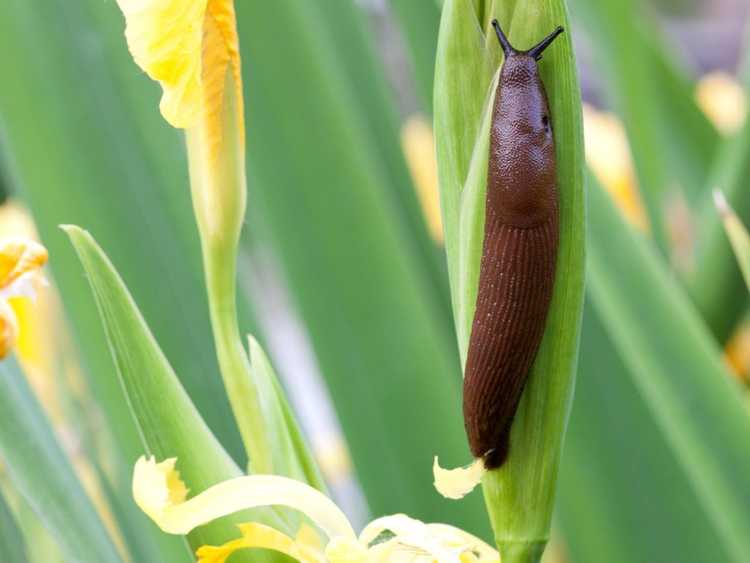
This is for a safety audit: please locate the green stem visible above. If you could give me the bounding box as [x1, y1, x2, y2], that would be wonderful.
[203, 242, 272, 474]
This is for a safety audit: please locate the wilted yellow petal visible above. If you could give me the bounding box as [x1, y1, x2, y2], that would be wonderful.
[0, 238, 48, 291]
[432, 457, 484, 500]
[196, 522, 325, 563]
[132, 456, 356, 538]
[361, 514, 498, 563]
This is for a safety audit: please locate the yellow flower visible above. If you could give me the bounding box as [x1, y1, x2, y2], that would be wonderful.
[133, 456, 499, 563]
[0, 237, 48, 359]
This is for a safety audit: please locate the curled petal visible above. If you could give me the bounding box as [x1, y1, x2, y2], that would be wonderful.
[432, 457, 484, 500]
[196, 522, 326, 563]
[132, 456, 356, 539]
[0, 238, 48, 292]
[115, 0, 208, 128]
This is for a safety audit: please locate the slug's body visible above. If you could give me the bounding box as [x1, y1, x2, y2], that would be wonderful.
[463, 21, 564, 470]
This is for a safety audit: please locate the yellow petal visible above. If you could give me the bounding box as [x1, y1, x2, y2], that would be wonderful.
[0, 299, 18, 359]
[132, 456, 356, 539]
[0, 238, 48, 292]
[115, 0, 208, 128]
[432, 457, 484, 500]
[196, 522, 325, 563]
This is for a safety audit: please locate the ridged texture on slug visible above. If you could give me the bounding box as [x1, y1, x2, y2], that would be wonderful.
[463, 49, 559, 470]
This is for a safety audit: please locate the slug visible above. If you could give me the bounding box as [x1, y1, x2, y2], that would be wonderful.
[463, 20, 564, 470]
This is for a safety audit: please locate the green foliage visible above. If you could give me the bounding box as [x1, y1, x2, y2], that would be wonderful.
[587, 177, 750, 562]
[64, 226, 288, 561]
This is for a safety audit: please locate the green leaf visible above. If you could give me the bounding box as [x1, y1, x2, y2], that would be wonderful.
[0, 485, 29, 563]
[63, 226, 289, 561]
[247, 336, 326, 490]
[435, 0, 586, 557]
[558, 302, 729, 563]
[586, 174, 750, 563]
[0, 357, 122, 562]
[236, 1, 489, 533]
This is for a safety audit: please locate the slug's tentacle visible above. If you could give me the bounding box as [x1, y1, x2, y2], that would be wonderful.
[463, 22, 564, 470]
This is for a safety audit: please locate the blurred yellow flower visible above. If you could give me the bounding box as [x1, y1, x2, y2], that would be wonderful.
[582, 104, 648, 232]
[402, 115, 444, 244]
[0, 237, 48, 359]
[116, 0, 243, 133]
[695, 71, 747, 135]
[134, 456, 499, 563]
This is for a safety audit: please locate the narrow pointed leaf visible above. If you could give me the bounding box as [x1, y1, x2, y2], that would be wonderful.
[558, 303, 729, 563]
[64, 226, 288, 561]
[587, 175, 750, 563]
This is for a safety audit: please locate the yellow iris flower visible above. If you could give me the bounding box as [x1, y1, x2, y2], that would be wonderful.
[0, 238, 48, 359]
[134, 456, 499, 563]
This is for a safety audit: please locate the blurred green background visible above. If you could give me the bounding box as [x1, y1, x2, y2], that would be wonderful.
[0, 0, 748, 561]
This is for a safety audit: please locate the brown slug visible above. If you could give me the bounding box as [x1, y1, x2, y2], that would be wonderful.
[463, 20, 564, 470]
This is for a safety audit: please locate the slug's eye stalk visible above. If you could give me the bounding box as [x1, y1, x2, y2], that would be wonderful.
[491, 19, 516, 58]
[527, 26, 565, 61]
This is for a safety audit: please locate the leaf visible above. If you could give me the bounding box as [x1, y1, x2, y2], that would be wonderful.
[247, 335, 325, 490]
[0, 357, 122, 562]
[63, 226, 289, 561]
[558, 302, 730, 563]
[236, 1, 489, 533]
[586, 174, 750, 563]
[435, 0, 586, 555]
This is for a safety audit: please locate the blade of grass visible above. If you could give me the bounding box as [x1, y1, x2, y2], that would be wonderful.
[0, 357, 122, 563]
[587, 174, 750, 563]
[64, 226, 289, 561]
[236, 0, 489, 533]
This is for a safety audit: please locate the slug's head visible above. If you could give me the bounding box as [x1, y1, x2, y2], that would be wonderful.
[489, 20, 564, 226]
[492, 19, 564, 63]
